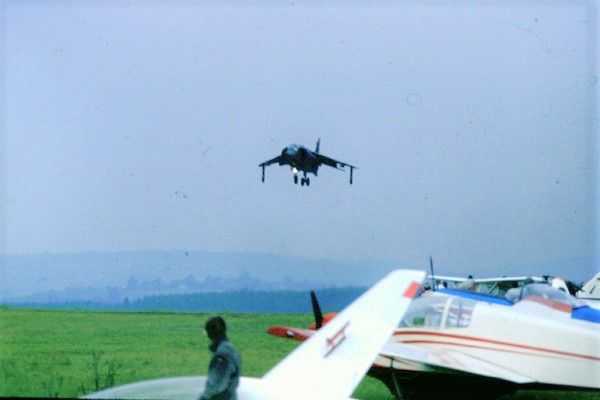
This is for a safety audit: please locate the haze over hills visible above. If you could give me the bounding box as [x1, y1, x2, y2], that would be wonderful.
[1, 250, 593, 305]
[1, 272, 336, 305]
[0, 250, 397, 304]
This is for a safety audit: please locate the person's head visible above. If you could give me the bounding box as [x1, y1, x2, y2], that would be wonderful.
[205, 316, 227, 342]
[468, 275, 473, 279]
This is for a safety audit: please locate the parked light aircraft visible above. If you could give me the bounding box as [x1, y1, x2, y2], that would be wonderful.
[268, 280, 600, 399]
[428, 274, 576, 297]
[259, 139, 357, 185]
[81, 269, 426, 400]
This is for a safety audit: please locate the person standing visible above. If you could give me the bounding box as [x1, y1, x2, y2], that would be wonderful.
[458, 275, 476, 292]
[199, 316, 241, 400]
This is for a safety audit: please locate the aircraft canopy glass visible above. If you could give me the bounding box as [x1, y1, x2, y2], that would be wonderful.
[399, 294, 476, 330]
[505, 283, 588, 308]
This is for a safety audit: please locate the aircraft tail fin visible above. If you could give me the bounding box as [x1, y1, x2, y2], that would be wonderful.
[577, 271, 600, 300]
[261, 269, 425, 399]
[315, 138, 321, 153]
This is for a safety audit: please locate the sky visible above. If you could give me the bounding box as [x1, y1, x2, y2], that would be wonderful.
[1, 0, 599, 286]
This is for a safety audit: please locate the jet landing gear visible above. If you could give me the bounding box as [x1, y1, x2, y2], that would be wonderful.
[292, 172, 310, 186]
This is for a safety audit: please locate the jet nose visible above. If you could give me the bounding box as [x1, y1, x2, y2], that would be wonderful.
[282, 145, 298, 158]
[284, 147, 295, 156]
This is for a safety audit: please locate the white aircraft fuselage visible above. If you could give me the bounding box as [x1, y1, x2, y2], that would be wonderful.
[369, 289, 600, 397]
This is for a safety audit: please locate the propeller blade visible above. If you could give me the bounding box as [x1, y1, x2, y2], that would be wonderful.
[310, 291, 324, 330]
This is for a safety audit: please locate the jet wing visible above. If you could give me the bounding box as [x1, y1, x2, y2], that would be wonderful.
[259, 156, 282, 167]
[315, 153, 357, 171]
[380, 341, 535, 384]
[261, 269, 425, 399]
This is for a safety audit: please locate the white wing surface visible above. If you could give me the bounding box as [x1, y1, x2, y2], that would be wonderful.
[260, 269, 425, 399]
[82, 269, 425, 400]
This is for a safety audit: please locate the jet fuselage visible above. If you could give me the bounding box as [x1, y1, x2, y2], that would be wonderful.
[279, 145, 319, 175]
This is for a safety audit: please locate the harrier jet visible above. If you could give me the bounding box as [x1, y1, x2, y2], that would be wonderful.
[259, 139, 357, 186]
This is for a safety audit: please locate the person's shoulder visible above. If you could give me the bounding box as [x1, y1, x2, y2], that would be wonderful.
[217, 339, 239, 354]
[216, 340, 241, 366]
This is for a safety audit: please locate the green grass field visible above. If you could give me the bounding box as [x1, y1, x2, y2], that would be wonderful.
[0, 307, 394, 399]
[2, 307, 598, 400]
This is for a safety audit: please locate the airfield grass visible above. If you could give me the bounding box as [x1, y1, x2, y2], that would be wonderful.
[0, 307, 394, 399]
[1, 307, 599, 400]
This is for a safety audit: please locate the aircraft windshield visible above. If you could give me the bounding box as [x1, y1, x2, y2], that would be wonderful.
[399, 294, 476, 329]
[505, 283, 587, 308]
[281, 144, 299, 156]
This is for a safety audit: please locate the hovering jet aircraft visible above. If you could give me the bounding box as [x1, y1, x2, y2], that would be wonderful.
[268, 280, 600, 399]
[259, 139, 357, 186]
[81, 269, 426, 400]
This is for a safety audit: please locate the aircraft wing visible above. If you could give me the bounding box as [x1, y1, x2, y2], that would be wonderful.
[80, 269, 425, 400]
[259, 156, 282, 167]
[380, 341, 535, 384]
[429, 275, 543, 284]
[260, 269, 425, 399]
[315, 153, 357, 171]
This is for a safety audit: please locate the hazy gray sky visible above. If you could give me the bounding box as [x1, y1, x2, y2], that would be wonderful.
[2, 1, 599, 282]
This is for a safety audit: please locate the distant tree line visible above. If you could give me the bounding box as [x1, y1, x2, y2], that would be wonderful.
[8, 287, 367, 313]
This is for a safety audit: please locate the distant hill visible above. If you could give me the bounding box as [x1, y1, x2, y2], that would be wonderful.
[1, 272, 350, 305]
[1, 250, 396, 305]
[4, 249, 587, 306]
[8, 286, 368, 313]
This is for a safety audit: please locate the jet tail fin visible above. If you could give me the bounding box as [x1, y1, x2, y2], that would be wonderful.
[261, 269, 425, 399]
[316, 138, 321, 153]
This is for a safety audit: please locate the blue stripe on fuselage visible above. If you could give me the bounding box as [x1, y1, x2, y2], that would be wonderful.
[571, 305, 600, 323]
[439, 289, 600, 323]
